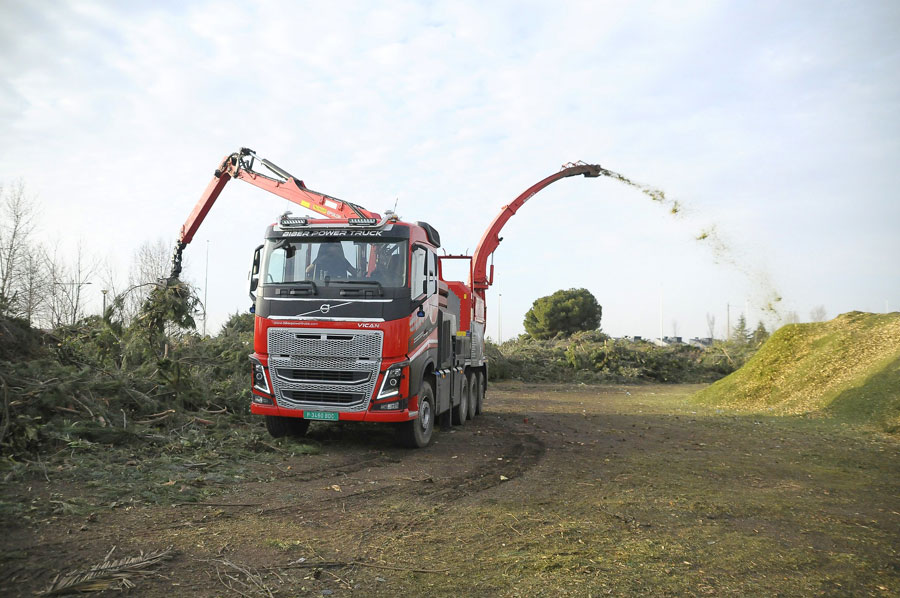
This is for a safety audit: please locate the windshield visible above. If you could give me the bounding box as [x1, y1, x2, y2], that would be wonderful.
[262, 238, 408, 287]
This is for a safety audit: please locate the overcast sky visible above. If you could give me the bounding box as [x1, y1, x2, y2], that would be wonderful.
[2, 0, 898, 340]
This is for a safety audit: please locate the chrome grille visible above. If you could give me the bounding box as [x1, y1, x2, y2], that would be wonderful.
[267, 328, 383, 412]
[268, 329, 382, 359]
[277, 368, 369, 384]
[284, 390, 362, 404]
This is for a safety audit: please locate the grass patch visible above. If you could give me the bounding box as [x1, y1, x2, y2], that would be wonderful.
[363, 386, 899, 597]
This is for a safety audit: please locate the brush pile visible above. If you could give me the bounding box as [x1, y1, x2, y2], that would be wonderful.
[0, 279, 253, 457]
[487, 331, 748, 384]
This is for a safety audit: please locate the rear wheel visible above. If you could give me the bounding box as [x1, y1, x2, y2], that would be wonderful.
[466, 373, 477, 420]
[265, 415, 310, 438]
[399, 380, 435, 448]
[475, 371, 485, 415]
[452, 375, 469, 425]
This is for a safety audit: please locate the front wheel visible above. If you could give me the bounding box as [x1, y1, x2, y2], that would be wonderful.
[265, 415, 310, 438]
[399, 380, 435, 448]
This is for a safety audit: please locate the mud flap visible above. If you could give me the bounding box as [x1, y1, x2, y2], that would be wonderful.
[435, 375, 453, 430]
[439, 408, 452, 430]
[436, 373, 451, 414]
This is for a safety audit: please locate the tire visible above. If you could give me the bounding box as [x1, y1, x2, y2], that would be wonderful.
[265, 415, 310, 438]
[399, 380, 435, 448]
[466, 373, 477, 420]
[452, 374, 468, 425]
[475, 371, 485, 415]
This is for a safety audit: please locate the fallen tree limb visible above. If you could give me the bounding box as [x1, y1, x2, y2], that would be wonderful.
[134, 409, 176, 424]
[174, 502, 261, 508]
[40, 546, 175, 596]
[265, 560, 449, 574]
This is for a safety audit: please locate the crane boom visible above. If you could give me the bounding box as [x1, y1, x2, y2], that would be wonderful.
[470, 162, 604, 297]
[165, 149, 608, 445]
[170, 148, 379, 278]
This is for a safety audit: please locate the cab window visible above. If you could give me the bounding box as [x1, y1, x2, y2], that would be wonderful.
[411, 247, 427, 299]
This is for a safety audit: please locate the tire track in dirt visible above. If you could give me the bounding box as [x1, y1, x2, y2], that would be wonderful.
[3, 410, 546, 597]
[245, 414, 546, 520]
[413, 432, 546, 502]
[301, 418, 549, 555]
[268, 450, 402, 483]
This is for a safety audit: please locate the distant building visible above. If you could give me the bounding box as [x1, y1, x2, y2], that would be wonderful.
[689, 337, 714, 347]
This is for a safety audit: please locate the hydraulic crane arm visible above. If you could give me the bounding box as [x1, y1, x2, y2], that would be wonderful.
[170, 148, 379, 278]
[470, 161, 605, 297]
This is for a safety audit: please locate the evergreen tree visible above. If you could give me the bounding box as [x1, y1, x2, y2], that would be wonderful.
[751, 321, 769, 346]
[730, 314, 750, 345]
[523, 288, 601, 339]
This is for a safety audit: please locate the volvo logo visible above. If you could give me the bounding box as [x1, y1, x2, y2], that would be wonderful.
[297, 301, 352, 318]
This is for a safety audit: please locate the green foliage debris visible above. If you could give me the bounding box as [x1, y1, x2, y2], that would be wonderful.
[487, 332, 743, 384]
[0, 278, 257, 457]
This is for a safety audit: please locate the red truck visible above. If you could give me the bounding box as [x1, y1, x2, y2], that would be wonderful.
[172, 148, 601, 447]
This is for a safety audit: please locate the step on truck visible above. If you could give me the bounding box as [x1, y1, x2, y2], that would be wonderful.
[171, 148, 601, 447]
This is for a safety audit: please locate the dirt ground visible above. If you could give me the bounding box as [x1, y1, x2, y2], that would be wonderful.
[2, 382, 898, 597]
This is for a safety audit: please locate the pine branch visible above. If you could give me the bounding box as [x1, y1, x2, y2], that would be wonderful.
[40, 546, 175, 596]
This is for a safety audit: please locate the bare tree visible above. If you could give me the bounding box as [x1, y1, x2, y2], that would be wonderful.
[18, 244, 49, 325]
[44, 245, 69, 327]
[67, 244, 97, 325]
[671, 319, 679, 338]
[123, 239, 172, 321]
[809, 305, 827, 322]
[783, 311, 800, 325]
[706, 312, 716, 340]
[0, 181, 37, 316]
[45, 243, 97, 326]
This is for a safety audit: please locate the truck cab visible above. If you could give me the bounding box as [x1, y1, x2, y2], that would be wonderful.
[247, 213, 486, 447]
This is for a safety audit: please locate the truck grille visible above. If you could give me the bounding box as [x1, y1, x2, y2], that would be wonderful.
[269, 329, 382, 359]
[284, 390, 363, 404]
[267, 328, 383, 412]
[276, 369, 370, 384]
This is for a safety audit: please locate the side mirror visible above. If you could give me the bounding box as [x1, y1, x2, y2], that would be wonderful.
[248, 244, 263, 302]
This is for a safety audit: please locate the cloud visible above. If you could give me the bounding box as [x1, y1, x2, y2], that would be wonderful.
[1, 0, 898, 337]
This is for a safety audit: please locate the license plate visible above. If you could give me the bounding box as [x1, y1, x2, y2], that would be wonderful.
[304, 411, 339, 421]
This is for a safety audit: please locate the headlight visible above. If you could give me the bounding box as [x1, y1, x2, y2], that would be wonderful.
[251, 360, 271, 394]
[377, 364, 406, 400]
